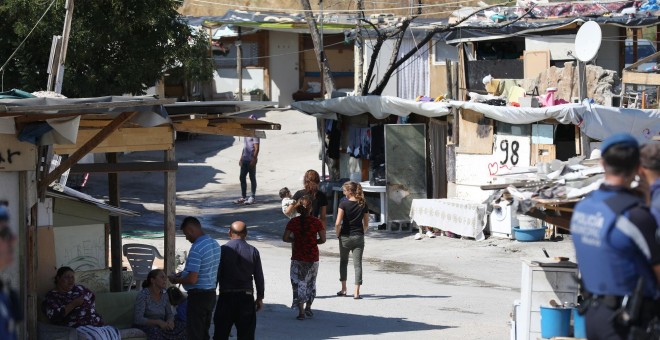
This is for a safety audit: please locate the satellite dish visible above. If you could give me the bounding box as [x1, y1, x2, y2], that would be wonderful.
[574, 21, 602, 62]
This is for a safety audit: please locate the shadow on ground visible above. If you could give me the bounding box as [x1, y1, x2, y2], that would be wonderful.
[314, 294, 449, 300]
[257, 303, 453, 339]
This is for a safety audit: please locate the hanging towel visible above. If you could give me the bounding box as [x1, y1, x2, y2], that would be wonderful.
[346, 127, 362, 158]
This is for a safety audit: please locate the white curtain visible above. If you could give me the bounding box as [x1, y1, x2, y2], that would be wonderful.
[397, 38, 430, 100]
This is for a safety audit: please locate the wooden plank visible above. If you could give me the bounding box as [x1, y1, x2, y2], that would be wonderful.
[456, 109, 493, 155]
[531, 144, 556, 165]
[624, 49, 660, 71]
[53, 126, 174, 154]
[622, 71, 660, 86]
[70, 161, 178, 173]
[164, 149, 176, 278]
[0, 134, 37, 171]
[457, 43, 467, 101]
[12, 112, 85, 122]
[43, 111, 138, 190]
[524, 50, 550, 79]
[78, 119, 141, 128]
[446, 60, 453, 100]
[174, 124, 266, 138]
[0, 98, 175, 114]
[25, 175, 38, 338]
[177, 119, 210, 127]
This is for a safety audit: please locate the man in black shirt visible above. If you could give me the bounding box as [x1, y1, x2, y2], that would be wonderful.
[213, 221, 264, 340]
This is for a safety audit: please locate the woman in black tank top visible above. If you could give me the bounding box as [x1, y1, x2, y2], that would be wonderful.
[334, 181, 369, 299]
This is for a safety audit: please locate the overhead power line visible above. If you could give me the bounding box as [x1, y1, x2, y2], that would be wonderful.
[0, 0, 58, 91]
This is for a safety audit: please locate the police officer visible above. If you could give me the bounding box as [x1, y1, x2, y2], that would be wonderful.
[571, 133, 660, 339]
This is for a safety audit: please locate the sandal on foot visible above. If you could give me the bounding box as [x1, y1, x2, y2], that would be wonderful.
[305, 309, 314, 318]
[336, 291, 347, 296]
[354, 295, 362, 300]
[296, 314, 305, 320]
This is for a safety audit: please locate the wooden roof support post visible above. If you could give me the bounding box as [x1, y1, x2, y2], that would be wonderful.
[41, 111, 137, 192]
[633, 28, 639, 64]
[164, 147, 176, 275]
[108, 152, 123, 292]
[164, 148, 176, 277]
[21, 171, 39, 338]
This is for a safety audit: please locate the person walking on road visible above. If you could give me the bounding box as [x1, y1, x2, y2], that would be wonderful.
[214, 221, 265, 340]
[169, 217, 221, 340]
[283, 195, 326, 320]
[334, 181, 370, 300]
[286, 170, 328, 230]
[570, 133, 660, 340]
[235, 116, 260, 205]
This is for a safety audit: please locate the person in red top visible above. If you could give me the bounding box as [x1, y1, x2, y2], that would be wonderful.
[282, 195, 326, 321]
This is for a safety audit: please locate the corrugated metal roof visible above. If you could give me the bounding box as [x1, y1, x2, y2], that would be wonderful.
[47, 186, 139, 217]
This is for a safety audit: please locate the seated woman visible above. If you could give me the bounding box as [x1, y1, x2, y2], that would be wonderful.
[43, 266, 120, 340]
[134, 269, 186, 339]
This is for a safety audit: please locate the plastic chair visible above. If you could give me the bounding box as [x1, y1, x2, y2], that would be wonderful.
[122, 243, 164, 291]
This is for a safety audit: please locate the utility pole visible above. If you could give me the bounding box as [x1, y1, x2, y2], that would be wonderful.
[50, 0, 74, 94]
[237, 27, 243, 101]
[319, 0, 327, 181]
[355, 0, 365, 95]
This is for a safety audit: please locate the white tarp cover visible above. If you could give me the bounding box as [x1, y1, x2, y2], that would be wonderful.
[293, 96, 660, 143]
[449, 101, 660, 142]
[291, 96, 451, 120]
[448, 101, 584, 125]
[580, 104, 660, 142]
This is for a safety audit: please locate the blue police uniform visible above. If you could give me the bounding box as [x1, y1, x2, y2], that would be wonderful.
[571, 184, 660, 339]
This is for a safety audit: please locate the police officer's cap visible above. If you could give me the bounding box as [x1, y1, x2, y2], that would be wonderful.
[600, 133, 639, 155]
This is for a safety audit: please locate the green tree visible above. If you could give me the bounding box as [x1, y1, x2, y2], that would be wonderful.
[0, 0, 213, 97]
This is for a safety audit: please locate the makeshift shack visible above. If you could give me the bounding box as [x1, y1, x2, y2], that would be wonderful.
[292, 96, 452, 231]
[295, 95, 660, 239]
[0, 91, 280, 337]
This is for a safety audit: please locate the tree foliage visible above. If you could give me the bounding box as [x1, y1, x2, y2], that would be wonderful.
[0, 0, 213, 97]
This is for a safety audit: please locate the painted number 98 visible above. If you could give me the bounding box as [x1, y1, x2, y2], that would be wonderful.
[499, 140, 519, 166]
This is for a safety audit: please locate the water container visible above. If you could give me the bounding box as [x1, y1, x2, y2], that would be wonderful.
[540, 306, 571, 338]
[517, 215, 539, 229]
[573, 308, 586, 338]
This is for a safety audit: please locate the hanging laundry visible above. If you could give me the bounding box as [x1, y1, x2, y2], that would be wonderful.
[347, 127, 368, 158]
[360, 128, 371, 160]
[327, 120, 341, 159]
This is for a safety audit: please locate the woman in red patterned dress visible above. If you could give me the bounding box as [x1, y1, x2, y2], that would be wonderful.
[282, 195, 326, 320]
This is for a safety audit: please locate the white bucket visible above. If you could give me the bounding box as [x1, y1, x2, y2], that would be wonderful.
[518, 215, 540, 229]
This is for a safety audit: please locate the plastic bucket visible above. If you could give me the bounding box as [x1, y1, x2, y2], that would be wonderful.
[518, 215, 539, 229]
[540, 306, 571, 338]
[573, 308, 586, 338]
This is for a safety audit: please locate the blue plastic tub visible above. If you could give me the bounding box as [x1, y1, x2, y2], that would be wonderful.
[573, 308, 586, 338]
[513, 227, 546, 242]
[540, 306, 572, 338]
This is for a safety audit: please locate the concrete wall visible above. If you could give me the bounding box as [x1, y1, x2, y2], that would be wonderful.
[36, 199, 110, 296]
[363, 39, 398, 96]
[596, 25, 621, 72]
[452, 135, 533, 202]
[214, 68, 265, 95]
[524, 26, 620, 73]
